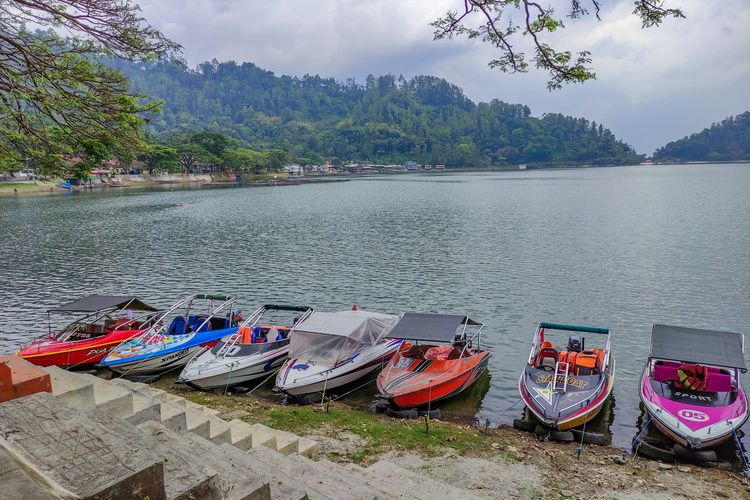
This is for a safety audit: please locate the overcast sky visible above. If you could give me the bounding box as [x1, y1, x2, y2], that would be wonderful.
[138, 0, 750, 154]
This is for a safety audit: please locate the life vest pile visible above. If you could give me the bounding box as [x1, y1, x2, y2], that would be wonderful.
[677, 363, 708, 391]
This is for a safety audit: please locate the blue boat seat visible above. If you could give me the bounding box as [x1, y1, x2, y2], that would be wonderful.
[251, 326, 264, 343]
[192, 317, 210, 333]
[167, 316, 186, 335]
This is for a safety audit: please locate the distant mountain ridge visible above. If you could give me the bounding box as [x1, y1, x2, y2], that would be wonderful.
[111, 59, 640, 166]
[654, 112, 750, 162]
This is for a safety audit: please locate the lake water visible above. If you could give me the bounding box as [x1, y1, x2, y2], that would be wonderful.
[1, 164, 749, 450]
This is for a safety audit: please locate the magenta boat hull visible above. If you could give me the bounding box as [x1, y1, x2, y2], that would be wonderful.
[639, 362, 748, 449]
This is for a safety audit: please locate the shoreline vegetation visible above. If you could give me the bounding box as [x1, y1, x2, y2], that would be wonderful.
[150, 377, 750, 499]
[3, 160, 749, 198]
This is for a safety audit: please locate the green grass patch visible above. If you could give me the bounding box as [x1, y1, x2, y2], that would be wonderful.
[169, 387, 493, 463]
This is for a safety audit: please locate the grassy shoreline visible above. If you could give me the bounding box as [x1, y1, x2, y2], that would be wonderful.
[152, 378, 750, 499]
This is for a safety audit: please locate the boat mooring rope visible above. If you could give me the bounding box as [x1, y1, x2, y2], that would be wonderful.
[631, 413, 655, 459]
[499, 398, 522, 418]
[246, 366, 281, 397]
[576, 414, 588, 460]
[732, 428, 749, 471]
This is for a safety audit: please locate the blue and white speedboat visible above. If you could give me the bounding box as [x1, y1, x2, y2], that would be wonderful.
[101, 294, 240, 375]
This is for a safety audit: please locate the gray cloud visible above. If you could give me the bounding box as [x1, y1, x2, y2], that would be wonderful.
[137, 0, 750, 154]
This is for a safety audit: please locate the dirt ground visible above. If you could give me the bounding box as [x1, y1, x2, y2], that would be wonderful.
[157, 381, 750, 499]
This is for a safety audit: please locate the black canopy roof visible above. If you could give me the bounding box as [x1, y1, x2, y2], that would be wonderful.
[650, 324, 747, 370]
[49, 295, 158, 313]
[388, 313, 480, 343]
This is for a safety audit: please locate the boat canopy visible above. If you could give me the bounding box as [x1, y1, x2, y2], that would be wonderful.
[539, 322, 609, 334]
[650, 324, 746, 370]
[388, 313, 480, 343]
[49, 295, 158, 313]
[288, 310, 399, 365]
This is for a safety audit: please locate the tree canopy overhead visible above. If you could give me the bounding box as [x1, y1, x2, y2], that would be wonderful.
[0, 0, 178, 173]
[432, 1, 684, 90]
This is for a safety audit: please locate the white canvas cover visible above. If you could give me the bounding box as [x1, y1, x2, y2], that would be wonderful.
[288, 310, 399, 365]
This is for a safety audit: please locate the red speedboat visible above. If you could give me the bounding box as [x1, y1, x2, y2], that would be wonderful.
[17, 295, 159, 369]
[377, 313, 490, 408]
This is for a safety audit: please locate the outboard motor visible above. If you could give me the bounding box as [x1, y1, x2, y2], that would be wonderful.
[567, 336, 584, 353]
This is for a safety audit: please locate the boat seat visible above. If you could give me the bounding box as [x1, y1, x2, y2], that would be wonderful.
[167, 316, 187, 335]
[424, 346, 453, 361]
[653, 364, 679, 384]
[705, 373, 732, 392]
[192, 318, 211, 333]
[404, 345, 430, 359]
[536, 342, 558, 368]
[447, 348, 462, 360]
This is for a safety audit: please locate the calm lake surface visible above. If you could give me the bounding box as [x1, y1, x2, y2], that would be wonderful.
[1, 163, 749, 449]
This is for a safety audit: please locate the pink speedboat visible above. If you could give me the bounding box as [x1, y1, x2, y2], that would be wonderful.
[640, 324, 748, 450]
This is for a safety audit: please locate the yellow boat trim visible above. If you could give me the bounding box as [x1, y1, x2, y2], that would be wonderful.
[20, 339, 126, 358]
[556, 369, 615, 431]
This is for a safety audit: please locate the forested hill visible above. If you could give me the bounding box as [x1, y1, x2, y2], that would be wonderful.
[112, 59, 640, 167]
[653, 112, 750, 162]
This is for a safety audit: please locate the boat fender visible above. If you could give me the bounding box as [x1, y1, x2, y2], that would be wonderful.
[632, 437, 677, 462]
[385, 407, 419, 419]
[549, 430, 575, 442]
[418, 409, 441, 420]
[371, 400, 390, 414]
[672, 444, 717, 463]
[512, 418, 537, 433]
[570, 429, 611, 445]
[534, 425, 550, 439]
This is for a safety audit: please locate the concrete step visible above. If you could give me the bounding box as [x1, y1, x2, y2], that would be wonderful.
[249, 445, 364, 500]
[42, 365, 96, 411]
[122, 391, 163, 425]
[75, 372, 135, 414]
[138, 421, 269, 500]
[286, 454, 386, 499]
[0, 447, 55, 499]
[0, 392, 166, 499]
[362, 460, 483, 500]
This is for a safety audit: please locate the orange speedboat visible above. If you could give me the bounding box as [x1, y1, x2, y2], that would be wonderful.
[377, 313, 490, 409]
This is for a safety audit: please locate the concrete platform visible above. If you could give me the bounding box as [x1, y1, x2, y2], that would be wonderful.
[0, 392, 165, 499]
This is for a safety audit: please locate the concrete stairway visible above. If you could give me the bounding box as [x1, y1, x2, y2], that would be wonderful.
[19, 367, 483, 499]
[42, 367, 318, 457]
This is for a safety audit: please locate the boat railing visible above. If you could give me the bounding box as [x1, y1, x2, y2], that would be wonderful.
[459, 323, 484, 357]
[554, 361, 570, 393]
[218, 306, 313, 358]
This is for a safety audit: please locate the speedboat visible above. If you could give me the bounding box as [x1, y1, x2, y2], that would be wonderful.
[639, 324, 748, 450]
[519, 322, 615, 430]
[377, 312, 490, 408]
[178, 304, 313, 390]
[17, 295, 159, 369]
[101, 294, 240, 376]
[275, 309, 402, 397]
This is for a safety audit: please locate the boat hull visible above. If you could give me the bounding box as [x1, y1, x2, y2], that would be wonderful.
[179, 341, 290, 390]
[377, 349, 490, 408]
[639, 362, 749, 449]
[519, 360, 615, 431]
[17, 328, 147, 369]
[276, 339, 403, 396]
[102, 327, 236, 375]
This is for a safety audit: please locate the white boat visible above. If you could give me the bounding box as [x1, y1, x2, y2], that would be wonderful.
[178, 304, 313, 390]
[275, 309, 403, 397]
